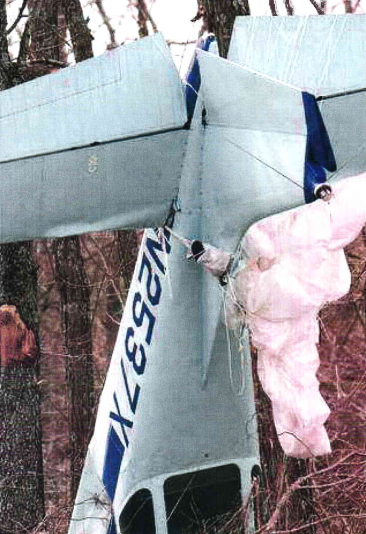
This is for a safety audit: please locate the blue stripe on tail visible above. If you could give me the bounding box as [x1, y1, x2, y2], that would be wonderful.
[302, 92, 336, 203]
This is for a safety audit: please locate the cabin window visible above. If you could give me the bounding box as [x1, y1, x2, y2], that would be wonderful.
[164, 464, 244, 534]
[119, 488, 156, 534]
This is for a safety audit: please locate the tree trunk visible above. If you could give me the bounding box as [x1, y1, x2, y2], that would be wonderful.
[284, 0, 295, 15]
[320, 0, 328, 10]
[135, 0, 149, 37]
[269, 0, 278, 15]
[53, 237, 94, 501]
[28, 0, 61, 63]
[200, 0, 250, 57]
[0, 0, 23, 88]
[51, 0, 94, 499]
[60, 0, 93, 62]
[200, 2, 316, 530]
[0, 243, 44, 533]
[0, 3, 45, 531]
[343, 0, 354, 12]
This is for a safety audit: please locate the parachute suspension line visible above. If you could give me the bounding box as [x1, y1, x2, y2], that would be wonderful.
[163, 226, 192, 250]
[221, 283, 246, 397]
[159, 228, 173, 300]
[165, 225, 248, 396]
[225, 137, 305, 191]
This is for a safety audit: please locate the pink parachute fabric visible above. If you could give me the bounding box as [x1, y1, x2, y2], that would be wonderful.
[225, 173, 366, 458]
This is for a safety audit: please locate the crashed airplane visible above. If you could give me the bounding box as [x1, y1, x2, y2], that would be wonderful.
[1, 13, 366, 534]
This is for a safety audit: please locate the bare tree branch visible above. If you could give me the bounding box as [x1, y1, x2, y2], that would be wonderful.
[258, 452, 366, 533]
[29, 58, 68, 67]
[0, 0, 22, 87]
[308, 0, 325, 13]
[130, 0, 158, 38]
[60, 0, 93, 62]
[167, 39, 197, 46]
[269, 0, 278, 15]
[271, 514, 366, 534]
[284, 0, 294, 15]
[94, 0, 117, 48]
[343, 0, 354, 12]
[6, 0, 28, 34]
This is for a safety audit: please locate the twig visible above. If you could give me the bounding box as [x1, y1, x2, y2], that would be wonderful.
[29, 58, 69, 68]
[258, 452, 366, 533]
[94, 0, 117, 48]
[308, 0, 326, 13]
[6, 0, 28, 34]
[284, 0, 294, 14]
[269, 0, 278, 15]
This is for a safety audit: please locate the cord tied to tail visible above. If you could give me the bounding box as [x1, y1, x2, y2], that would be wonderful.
[164, 227, 233, 282]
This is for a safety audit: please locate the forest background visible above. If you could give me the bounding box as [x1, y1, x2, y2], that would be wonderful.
[1, 0, 366, 533]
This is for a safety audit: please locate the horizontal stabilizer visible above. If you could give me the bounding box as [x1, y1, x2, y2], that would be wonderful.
[229, 15, 366, 98]
[228, 15, 366, 184]
[0, 130, 187, 243]
[0, 34, 188, 243]
[0, 33, 186, 163]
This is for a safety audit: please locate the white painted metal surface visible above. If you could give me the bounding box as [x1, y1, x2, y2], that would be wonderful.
[228, 15, 366, 183]
[0, 34, 188, 242]
[2, 14, 366, 534]
[229, 15, 366, 97]
[0, 33, 186, 163]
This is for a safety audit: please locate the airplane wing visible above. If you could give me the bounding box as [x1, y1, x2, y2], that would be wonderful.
[0, 34, 188, 243]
